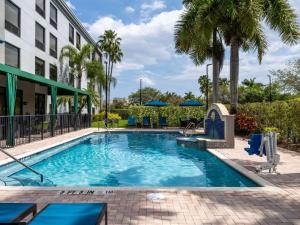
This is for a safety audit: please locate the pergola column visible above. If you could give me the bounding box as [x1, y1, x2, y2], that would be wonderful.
[50, 86, 57, 137]
[74, 91, 78, 113]
[6, 73, 17, 146]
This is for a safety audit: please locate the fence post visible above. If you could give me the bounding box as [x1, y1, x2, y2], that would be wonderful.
[28, 116, 31, 143]
[41, 115, 44, 140]
[60, 115, 63, 134]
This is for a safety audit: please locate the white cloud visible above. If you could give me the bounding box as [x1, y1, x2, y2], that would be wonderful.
[65, 0, 76, 11]
[125, 6, 135, 14]
[140, 0, 167, 21]
[86, 9, 183, 74]
[141, 0, 166, 11]
[137, 75, 155, 86]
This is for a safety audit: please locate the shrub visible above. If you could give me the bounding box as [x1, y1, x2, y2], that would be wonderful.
[92, 112, 121, 122]
[128, 106, 205, 127]
[237, 101, 300, 144]
[111, 109, 129, 120]
[235, 113, 258, 136]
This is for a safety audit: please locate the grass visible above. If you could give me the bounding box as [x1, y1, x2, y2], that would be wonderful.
[91, 120, 128, 128]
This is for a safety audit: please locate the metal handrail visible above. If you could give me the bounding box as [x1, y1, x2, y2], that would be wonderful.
[0, 148, 43, 182]
[183, 122, 196, 136]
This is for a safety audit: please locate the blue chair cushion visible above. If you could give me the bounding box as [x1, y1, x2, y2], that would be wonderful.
[159, 117, 167, 126]
[29, 203, 106, 225]
[0, 203, 35, 222]
[128, 116, 136, 126]
[143, 117, 150, 126]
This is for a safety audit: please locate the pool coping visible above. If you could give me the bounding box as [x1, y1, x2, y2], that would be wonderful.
[0, 128, 282, 193]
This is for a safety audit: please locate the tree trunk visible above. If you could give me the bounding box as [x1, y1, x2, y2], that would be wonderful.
[99, 85, 102, 112]
[229, 35, 239, 114]
[77, 72, 82, 89]
[108, 63, 114, 113]
[212, 30, 220, 103]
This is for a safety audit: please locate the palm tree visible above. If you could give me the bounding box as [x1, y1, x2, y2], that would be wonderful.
[178, 0, 300, 114]
[97, 30, 123, 111]
[175, 0, 225, 103]
[60, 44, 93, 89]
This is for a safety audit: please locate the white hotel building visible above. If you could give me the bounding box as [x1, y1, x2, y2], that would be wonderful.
[0, 0, 100, 116]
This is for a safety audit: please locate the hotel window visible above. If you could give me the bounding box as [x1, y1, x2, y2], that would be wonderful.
[5, 43, 20, 68]
[36, 0, 45, 17]
[76, 32, 81, 49]
[35, 22, 45, 51]
[49, 33, 57, 58]
[69, 24, 74, 44]
[35, 57, 45, 76]
[49, 64, 57, 81]
[5, 0, 20, 36]
[50, 3, 57, 28]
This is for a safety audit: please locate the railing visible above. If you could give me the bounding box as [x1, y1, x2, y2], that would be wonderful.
[0, 148, 44, 182]
[0, 113, 91, 148]
[183, 122, 196, 137]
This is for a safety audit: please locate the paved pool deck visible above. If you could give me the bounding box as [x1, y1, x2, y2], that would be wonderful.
[0, 128, 300, 225]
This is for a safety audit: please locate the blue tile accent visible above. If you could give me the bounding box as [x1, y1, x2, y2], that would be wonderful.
[205, 109, 225, 139]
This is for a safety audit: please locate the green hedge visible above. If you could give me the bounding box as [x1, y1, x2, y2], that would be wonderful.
[238, 101, 300, 143]
[128, 106, 205, 127]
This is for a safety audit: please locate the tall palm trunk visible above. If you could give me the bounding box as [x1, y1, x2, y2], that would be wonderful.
[229, 35, 239, 114]
[99, 84, 103, 112]
[212, 30, 220, 103]
[108, 62, 114, 113]
[77, 73, 82, 89]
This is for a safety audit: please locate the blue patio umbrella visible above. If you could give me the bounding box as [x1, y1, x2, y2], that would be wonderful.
[144, 100, 169, 107]
[179, 99, 204, 107]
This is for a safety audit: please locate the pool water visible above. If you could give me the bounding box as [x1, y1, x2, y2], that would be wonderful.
[8, 132, 258, 187]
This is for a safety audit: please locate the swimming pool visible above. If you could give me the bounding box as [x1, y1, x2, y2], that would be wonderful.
[1, 132, 258, 187]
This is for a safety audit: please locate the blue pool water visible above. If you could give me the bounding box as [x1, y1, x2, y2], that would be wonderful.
[6, 132, 258, 187]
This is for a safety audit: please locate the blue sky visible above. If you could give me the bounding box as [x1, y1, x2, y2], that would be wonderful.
[66, 0, 300, 99]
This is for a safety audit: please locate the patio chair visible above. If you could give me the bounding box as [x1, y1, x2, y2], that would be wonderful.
[142, 116, 151, 127]
[0, 203, 37, 224]
[127, 116, 136, 127]
[159, 117, 168, 127]
[10, 203, 108, 225]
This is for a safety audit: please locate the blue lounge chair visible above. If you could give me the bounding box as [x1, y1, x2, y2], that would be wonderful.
[159, 117, 168, 127]
[142, 116, 151, 127]
[25, 203, 107, 225]
[0, 203, 37, 223]
[245, 134, 264, 156]
[127, 116, 136, 127]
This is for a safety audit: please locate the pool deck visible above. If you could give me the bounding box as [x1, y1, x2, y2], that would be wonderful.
[0, 128, 300, 225]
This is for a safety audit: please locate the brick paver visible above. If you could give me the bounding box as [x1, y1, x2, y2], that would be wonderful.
[0, 129, 300, 225]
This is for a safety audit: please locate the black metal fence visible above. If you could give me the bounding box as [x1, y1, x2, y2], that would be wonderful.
[0, 114, 91, 148]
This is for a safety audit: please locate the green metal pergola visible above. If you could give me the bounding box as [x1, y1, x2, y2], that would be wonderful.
[0, 64, 92, 145]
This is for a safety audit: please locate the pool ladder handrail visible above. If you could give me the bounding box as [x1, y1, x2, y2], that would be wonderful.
[0, 148, 44, 182]
[183, 122, 196, 137]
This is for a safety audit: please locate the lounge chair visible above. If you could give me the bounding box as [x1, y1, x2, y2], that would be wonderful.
[142, 116, 151, 127]
[127, 116, 136, 127]
[159, 117, 168, 127]
[0, 203, 37, 224]
[14, 203, 108, 225]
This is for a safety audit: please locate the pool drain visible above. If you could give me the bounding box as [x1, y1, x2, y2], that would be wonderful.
[147, 193, 166, 200]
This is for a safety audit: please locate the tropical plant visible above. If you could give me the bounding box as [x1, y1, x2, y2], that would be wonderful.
[178, 0, 300, 114]
[60, 44, 93, 89]
[175, 0, 225, 103]
[97, 30, 123, 111]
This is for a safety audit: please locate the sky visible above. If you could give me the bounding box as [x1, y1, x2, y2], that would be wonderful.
[66, 0, 300, 99]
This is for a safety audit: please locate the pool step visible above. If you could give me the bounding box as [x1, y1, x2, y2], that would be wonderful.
[0, 176, 55, 186]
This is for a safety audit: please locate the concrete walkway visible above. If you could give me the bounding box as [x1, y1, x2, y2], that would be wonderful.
[0, 129, 299, 225]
